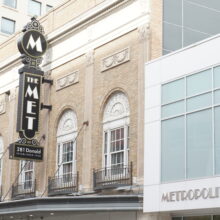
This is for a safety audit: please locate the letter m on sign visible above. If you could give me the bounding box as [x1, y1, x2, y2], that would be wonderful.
[26, 34, 42, 52]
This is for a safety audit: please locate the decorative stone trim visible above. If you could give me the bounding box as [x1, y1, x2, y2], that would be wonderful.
[101, 47, 130, 72]
[56, 71, 79, 91]
[103, 92, 130, 123]
[138, 23, 150, 41]
[85, 50, 94, 67]
[57, 109, 77, 136]
[0, 94, 6, 115]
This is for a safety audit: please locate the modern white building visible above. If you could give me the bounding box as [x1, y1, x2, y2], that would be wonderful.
[0, 0, 63, 43]
[144, 32, 220, 220]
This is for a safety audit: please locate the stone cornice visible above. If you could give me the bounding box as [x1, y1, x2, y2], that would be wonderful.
[48, 0, 135, 44]
[0, 0, 134, 72]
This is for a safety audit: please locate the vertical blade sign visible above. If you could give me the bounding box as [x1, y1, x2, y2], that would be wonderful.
[17, 73, 42, 139]
[9, 17, 48, 161]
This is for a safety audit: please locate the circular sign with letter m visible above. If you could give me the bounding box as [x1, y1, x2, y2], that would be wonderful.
[18, 30, 47, 58]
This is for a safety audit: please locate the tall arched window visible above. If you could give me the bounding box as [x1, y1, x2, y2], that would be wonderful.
[0, 137, 3, 186]
[103, 92, 130, 172]
[57, 110, 77, 182]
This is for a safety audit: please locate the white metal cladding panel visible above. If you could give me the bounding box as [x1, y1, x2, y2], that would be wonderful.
[144, 35, 220, 213]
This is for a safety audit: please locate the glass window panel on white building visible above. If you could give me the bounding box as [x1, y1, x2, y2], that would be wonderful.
[1, 17, 15, 35]
[28, 0, 41, 16]
[214, 66, 220, 89]
[161, 65, 220, 182]
[186, 69, 212, 97]
[186, 109, 213, 178]
[186, 92, 212, 112]
[162, 100, 185, 118]
[215, 107, 220, 175]
[162, 78, 185, 104]
[161, 116, 185, 182]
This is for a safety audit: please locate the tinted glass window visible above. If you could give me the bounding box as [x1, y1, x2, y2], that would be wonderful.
[1, 17, 15, 34]
[28, 0, 41, 16]
[3, 0, 16, 8]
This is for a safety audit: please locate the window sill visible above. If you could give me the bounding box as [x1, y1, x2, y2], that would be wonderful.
[0, 31, 13, 36]
[27, 13, 41, 18]
[2, 5, 18, 12]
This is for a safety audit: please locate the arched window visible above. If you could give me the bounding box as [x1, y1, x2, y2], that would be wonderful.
[103, 92, 130, 171]
[57, 110, 77, 182]
[0, 137, 3, 186]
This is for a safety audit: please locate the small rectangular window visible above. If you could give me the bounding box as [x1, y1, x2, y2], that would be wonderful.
[3, 0, 17, 8]
[21, 160, 34, 189]
[46, 4, 53, 12]
[28, 0, 41, 16]
[1, 17, 15, 34]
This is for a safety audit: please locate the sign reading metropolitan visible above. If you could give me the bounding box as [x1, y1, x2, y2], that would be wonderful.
[161, 187, 220, 202]
[9, 17, 48, 161]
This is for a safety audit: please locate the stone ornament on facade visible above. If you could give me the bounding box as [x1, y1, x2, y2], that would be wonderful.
[138, 23, 150, 41]
[57, 110, 77, 136]
[0, 94, 6, 115]
[103, 92, 130, 123]
[10, 88, 17, 101]
[43, 47, 53, 65]
[0, 101, 5, 115]
[85, 50, 94, 67]
[101, 48, 130, 72]
[56, 71, 79, 91]
[139, 0, 150, 14]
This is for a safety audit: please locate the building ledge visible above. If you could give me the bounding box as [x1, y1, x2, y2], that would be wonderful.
[0, 195, 143, 215]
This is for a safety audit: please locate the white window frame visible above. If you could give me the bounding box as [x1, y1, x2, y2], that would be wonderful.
[102, 92, 130, 174]
[56, 110, 77, 182]
[19, 160, 34, 190]
[56, 133, 77, 179]
[103, 119, 129, 170]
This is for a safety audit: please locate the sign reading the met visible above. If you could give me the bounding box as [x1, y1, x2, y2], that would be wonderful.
[9, 17, 48, 161]
[17, 72, 42, 139]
